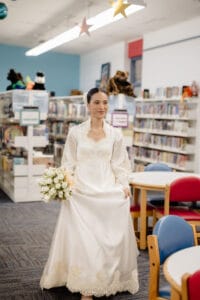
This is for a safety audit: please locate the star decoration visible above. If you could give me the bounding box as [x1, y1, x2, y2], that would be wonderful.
[79, 17, 92, 36]
[110, 0, 131, 18]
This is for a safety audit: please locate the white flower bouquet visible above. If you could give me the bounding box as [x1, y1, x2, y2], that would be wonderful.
[39, 167, 74, 202]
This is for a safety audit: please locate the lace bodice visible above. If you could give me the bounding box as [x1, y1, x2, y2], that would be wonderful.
[61, 119, 131, 190]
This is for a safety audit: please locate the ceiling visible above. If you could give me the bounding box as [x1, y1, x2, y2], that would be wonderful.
[1, 0, 200, 55]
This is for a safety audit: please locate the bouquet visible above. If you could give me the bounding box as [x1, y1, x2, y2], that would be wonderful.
[39, 167, 73, 202]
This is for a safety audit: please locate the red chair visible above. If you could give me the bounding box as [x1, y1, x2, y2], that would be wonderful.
[182, 270, 200, 300]
[154, 176, 200, 238]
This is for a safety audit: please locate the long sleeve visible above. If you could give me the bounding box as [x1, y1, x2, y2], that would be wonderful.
[111, 129, 132, 189]
[61, 126, 77, 175]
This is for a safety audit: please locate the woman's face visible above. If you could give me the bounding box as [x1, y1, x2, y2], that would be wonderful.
[87, 92, 108, 119]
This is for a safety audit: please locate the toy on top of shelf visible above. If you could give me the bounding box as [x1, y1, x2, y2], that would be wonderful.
[70, 89, 83, 96]
[6, 69, 26, 90]
[33, 72, 46, 90]
[25, 75, 35, 90]
[107, 70, 136, 97]
[182, 85, 192, 99]
[191, 81, 199, 97]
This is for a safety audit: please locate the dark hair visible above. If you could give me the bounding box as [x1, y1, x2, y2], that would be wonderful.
[87, 87, 108, 104]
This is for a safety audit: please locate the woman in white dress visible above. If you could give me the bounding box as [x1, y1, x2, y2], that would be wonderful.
[40, 88, 139, 299]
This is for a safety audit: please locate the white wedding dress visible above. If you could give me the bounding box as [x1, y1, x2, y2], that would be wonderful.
[40, 118, 139, 297]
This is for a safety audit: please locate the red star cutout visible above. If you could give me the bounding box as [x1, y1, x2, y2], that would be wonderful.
[79, 17, 92, 36]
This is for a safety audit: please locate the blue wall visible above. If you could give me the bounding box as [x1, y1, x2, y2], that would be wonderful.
[0, 44, 80, 96]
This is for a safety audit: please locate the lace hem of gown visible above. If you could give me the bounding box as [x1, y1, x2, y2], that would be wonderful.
[40, 266, 139, 297]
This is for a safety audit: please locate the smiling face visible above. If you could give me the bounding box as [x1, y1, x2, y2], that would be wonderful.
[87, 91, 108, 120]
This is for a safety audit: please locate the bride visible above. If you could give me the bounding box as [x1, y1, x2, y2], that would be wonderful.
[40, 87, 139, 299]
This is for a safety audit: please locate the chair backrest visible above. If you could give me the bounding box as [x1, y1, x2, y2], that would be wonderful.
[147, 215, 196, 300]
[144, 162, 172, 172]
[182, 270, 200, 300]
[170, 176, 200, 203]
[153, 215, 195, 264]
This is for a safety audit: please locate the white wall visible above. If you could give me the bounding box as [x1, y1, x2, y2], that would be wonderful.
[142, 17, 200, 95]
[80, 17, 200, 95]
[80, 42, 129, 93]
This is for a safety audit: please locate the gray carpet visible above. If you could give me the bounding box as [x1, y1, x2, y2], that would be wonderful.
[0, 190, 150, 300]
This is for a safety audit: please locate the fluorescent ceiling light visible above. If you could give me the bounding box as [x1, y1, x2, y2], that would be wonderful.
[25, 3, 144, 56]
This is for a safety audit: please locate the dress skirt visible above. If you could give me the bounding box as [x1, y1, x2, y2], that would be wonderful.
[40, 188, 139, 297]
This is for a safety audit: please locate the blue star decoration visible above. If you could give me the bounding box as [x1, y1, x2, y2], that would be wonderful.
[79, 17, 92, 36]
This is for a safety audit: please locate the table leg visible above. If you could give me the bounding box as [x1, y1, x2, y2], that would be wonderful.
[140, 189, 147, 250]
[133, 188, 140, 232]
[133, 188, 139, 206]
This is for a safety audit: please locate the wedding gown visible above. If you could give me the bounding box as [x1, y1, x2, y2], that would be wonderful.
[40, 118, 139, 297]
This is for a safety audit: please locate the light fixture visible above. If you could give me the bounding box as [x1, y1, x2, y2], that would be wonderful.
[25, 3, 145, 56]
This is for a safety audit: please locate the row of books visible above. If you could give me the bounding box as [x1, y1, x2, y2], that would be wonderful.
[0, 124, 49, 144]
[133, 146, 188, 167]
[48, 101, 87, 118]
[0, 153, 54, 172]
[135, 102, 190, 117]
[48, 120, 80, 139]
[134, 119, 189, 132]
[155, 86, 181, 98]
[134, 162, 147, 172]
[0, 154, 27, 172]
[133, 132, 188, 150]
[49, 122, 69, 137]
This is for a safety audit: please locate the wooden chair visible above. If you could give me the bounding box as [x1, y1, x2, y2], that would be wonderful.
[154, 176, 200, 239]
[147, 215, 197, 300]
[182, 270, 200, 300]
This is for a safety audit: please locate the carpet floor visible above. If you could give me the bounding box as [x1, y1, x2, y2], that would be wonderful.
[0, 189, 151, 300]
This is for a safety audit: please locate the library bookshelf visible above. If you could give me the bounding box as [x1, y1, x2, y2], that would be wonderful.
[133, 97, 200, 172]
[47, 94, 87, 167]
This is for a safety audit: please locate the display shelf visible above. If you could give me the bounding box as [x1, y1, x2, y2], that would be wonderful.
[0, 90, 49, 202]
[133, 97, 199, 172]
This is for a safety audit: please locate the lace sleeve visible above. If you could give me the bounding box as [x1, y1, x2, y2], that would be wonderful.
[111, 129, 131, 188]
[61, 127, 77, 175]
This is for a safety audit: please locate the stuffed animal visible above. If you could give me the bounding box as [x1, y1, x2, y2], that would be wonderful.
[191, 81, 199, 97]
[70, 89, 83, 96]
[33, 72, 46, 90]
[6, 69, 26, 90]
[107, 70, 135, 97]
[182, 85, 192, 99]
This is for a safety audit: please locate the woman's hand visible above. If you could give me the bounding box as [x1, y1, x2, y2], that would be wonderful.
[123, 187, 131, 199]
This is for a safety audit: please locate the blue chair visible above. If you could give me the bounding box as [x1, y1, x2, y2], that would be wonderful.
[144, 162, 172, 172]
[144, 163, 172, 206]
[147, 215, 197, 300]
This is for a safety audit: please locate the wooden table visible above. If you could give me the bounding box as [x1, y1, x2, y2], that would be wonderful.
[163, 245, 200, 300]
[129, 171, 200, 250]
